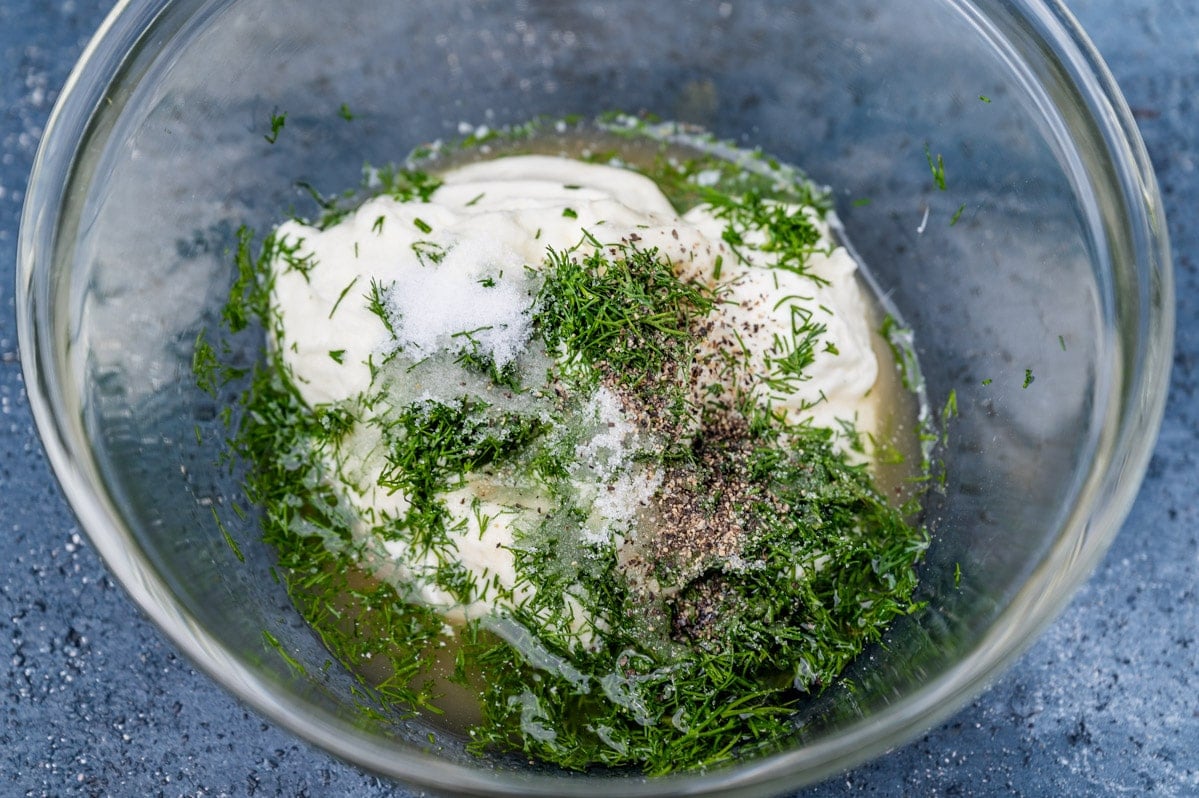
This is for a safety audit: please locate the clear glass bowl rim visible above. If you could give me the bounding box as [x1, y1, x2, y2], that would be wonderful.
[16, 0, 1173, 795]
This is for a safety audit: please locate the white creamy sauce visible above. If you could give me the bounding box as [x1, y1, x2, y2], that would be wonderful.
[269, 155, 882, 637]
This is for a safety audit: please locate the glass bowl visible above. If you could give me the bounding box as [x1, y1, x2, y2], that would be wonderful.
[18, 0, 1172, 795]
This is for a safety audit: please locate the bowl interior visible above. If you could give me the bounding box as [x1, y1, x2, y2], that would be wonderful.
[25, 0, 1165, 793]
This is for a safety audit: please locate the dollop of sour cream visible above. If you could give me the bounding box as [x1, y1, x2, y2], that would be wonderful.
[269, 155, 881, 635]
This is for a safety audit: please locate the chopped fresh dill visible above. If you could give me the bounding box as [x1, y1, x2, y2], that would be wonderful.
[328, 276, 360, 319]
[211, 506, 245, 563]
[1023, 368, 1035, 389]
[705, 189, 829, 280]
[943, 389, 959, 420]
[295, 181, 340, 216]
[410, 240, 446, 267]
[264, 111, 287, 144]
[366, 278, 396, 338]
[925, 144, 947, 191]
[881, 315, 923, 393]
[192, 329, 220, 398]
[950, 202, 967, 226]
[537, 238, 713, 397]
[376, 166, 442, 204]
[263, 630, 305, 675]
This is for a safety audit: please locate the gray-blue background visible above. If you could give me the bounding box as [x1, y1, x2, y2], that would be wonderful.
[2, 1, 1196, 795]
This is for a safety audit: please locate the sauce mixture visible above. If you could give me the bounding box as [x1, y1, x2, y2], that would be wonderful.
[210, 119, 929, 773]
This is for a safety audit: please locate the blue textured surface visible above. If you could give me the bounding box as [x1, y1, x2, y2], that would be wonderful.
[3, 1, 1196, 795]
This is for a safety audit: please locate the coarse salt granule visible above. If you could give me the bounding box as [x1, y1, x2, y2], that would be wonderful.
[385, 236, 533, 369]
